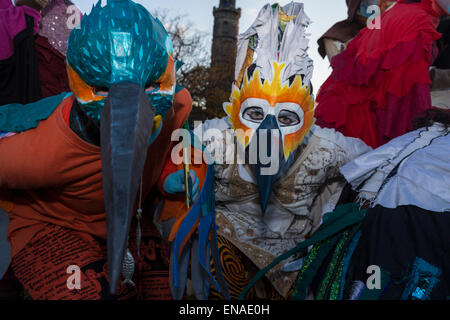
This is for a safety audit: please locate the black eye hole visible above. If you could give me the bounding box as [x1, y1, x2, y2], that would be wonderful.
[243, 107, 265, 122]
[145, 82, 160, 92]
[278, 110, 300, 126]
[94, 87, 109, 95]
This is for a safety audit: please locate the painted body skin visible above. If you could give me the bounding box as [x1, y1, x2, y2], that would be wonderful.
[163, 170, 200, 203]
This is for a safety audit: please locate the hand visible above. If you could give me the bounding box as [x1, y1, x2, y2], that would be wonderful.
[163, 170, 200, 204]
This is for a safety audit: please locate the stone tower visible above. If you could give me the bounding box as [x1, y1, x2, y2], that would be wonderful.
[207, 0, 241, 117]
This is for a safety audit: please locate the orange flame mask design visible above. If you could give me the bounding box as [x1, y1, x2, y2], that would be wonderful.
[224, 61, 314, 159]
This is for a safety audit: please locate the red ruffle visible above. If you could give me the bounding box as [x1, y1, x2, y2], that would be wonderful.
[315, 2, 442, 149]
[376, 84, 431, 146]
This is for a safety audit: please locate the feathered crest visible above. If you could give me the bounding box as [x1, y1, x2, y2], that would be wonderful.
[224, 61, 314, 158]
[234, 2, 314, 88]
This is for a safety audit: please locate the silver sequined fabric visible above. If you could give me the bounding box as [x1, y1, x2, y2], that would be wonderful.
[38, 0, 82, 56]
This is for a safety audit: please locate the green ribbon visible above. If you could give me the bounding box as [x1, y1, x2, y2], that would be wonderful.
[238, 203, 367, 300]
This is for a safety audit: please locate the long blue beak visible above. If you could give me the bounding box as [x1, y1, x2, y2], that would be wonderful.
[249, 115, 283, 216]
[100, 82, 154, 295]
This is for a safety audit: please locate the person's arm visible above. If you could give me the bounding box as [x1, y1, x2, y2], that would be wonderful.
[0, 106, 67, 190]
[0, 132, 54, 190]
[157, 144, 201, 203]
[157, 153, 180, 198]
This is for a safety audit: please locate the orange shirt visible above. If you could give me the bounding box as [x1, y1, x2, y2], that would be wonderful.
[0, 89, 192, 258]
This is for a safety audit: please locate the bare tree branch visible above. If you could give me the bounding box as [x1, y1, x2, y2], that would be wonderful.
[151, 9, 227, 120]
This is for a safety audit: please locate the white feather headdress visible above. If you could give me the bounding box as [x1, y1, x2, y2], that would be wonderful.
[235, 2, 314, 88]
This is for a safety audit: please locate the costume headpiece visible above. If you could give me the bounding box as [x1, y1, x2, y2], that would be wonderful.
[66, 0, 176, 121]
[225, 2, 314, 160]
[224, 2, 315, 214]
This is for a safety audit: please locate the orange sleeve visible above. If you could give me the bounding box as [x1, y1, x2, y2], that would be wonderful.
[157, 148, 208, 229]
[172, 88, 192, 123]
[0, 124, 61, 190]
[156, 87, 193, 197]
[0, 96, 90, 190]
[157, 148, 180, 198]
[140, 88, 193, 199]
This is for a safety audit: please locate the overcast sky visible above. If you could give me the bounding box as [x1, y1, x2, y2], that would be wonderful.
[71, 0, 348, 95]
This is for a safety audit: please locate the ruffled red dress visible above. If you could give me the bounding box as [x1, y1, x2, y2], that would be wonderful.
[315, 0, 442, 148]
